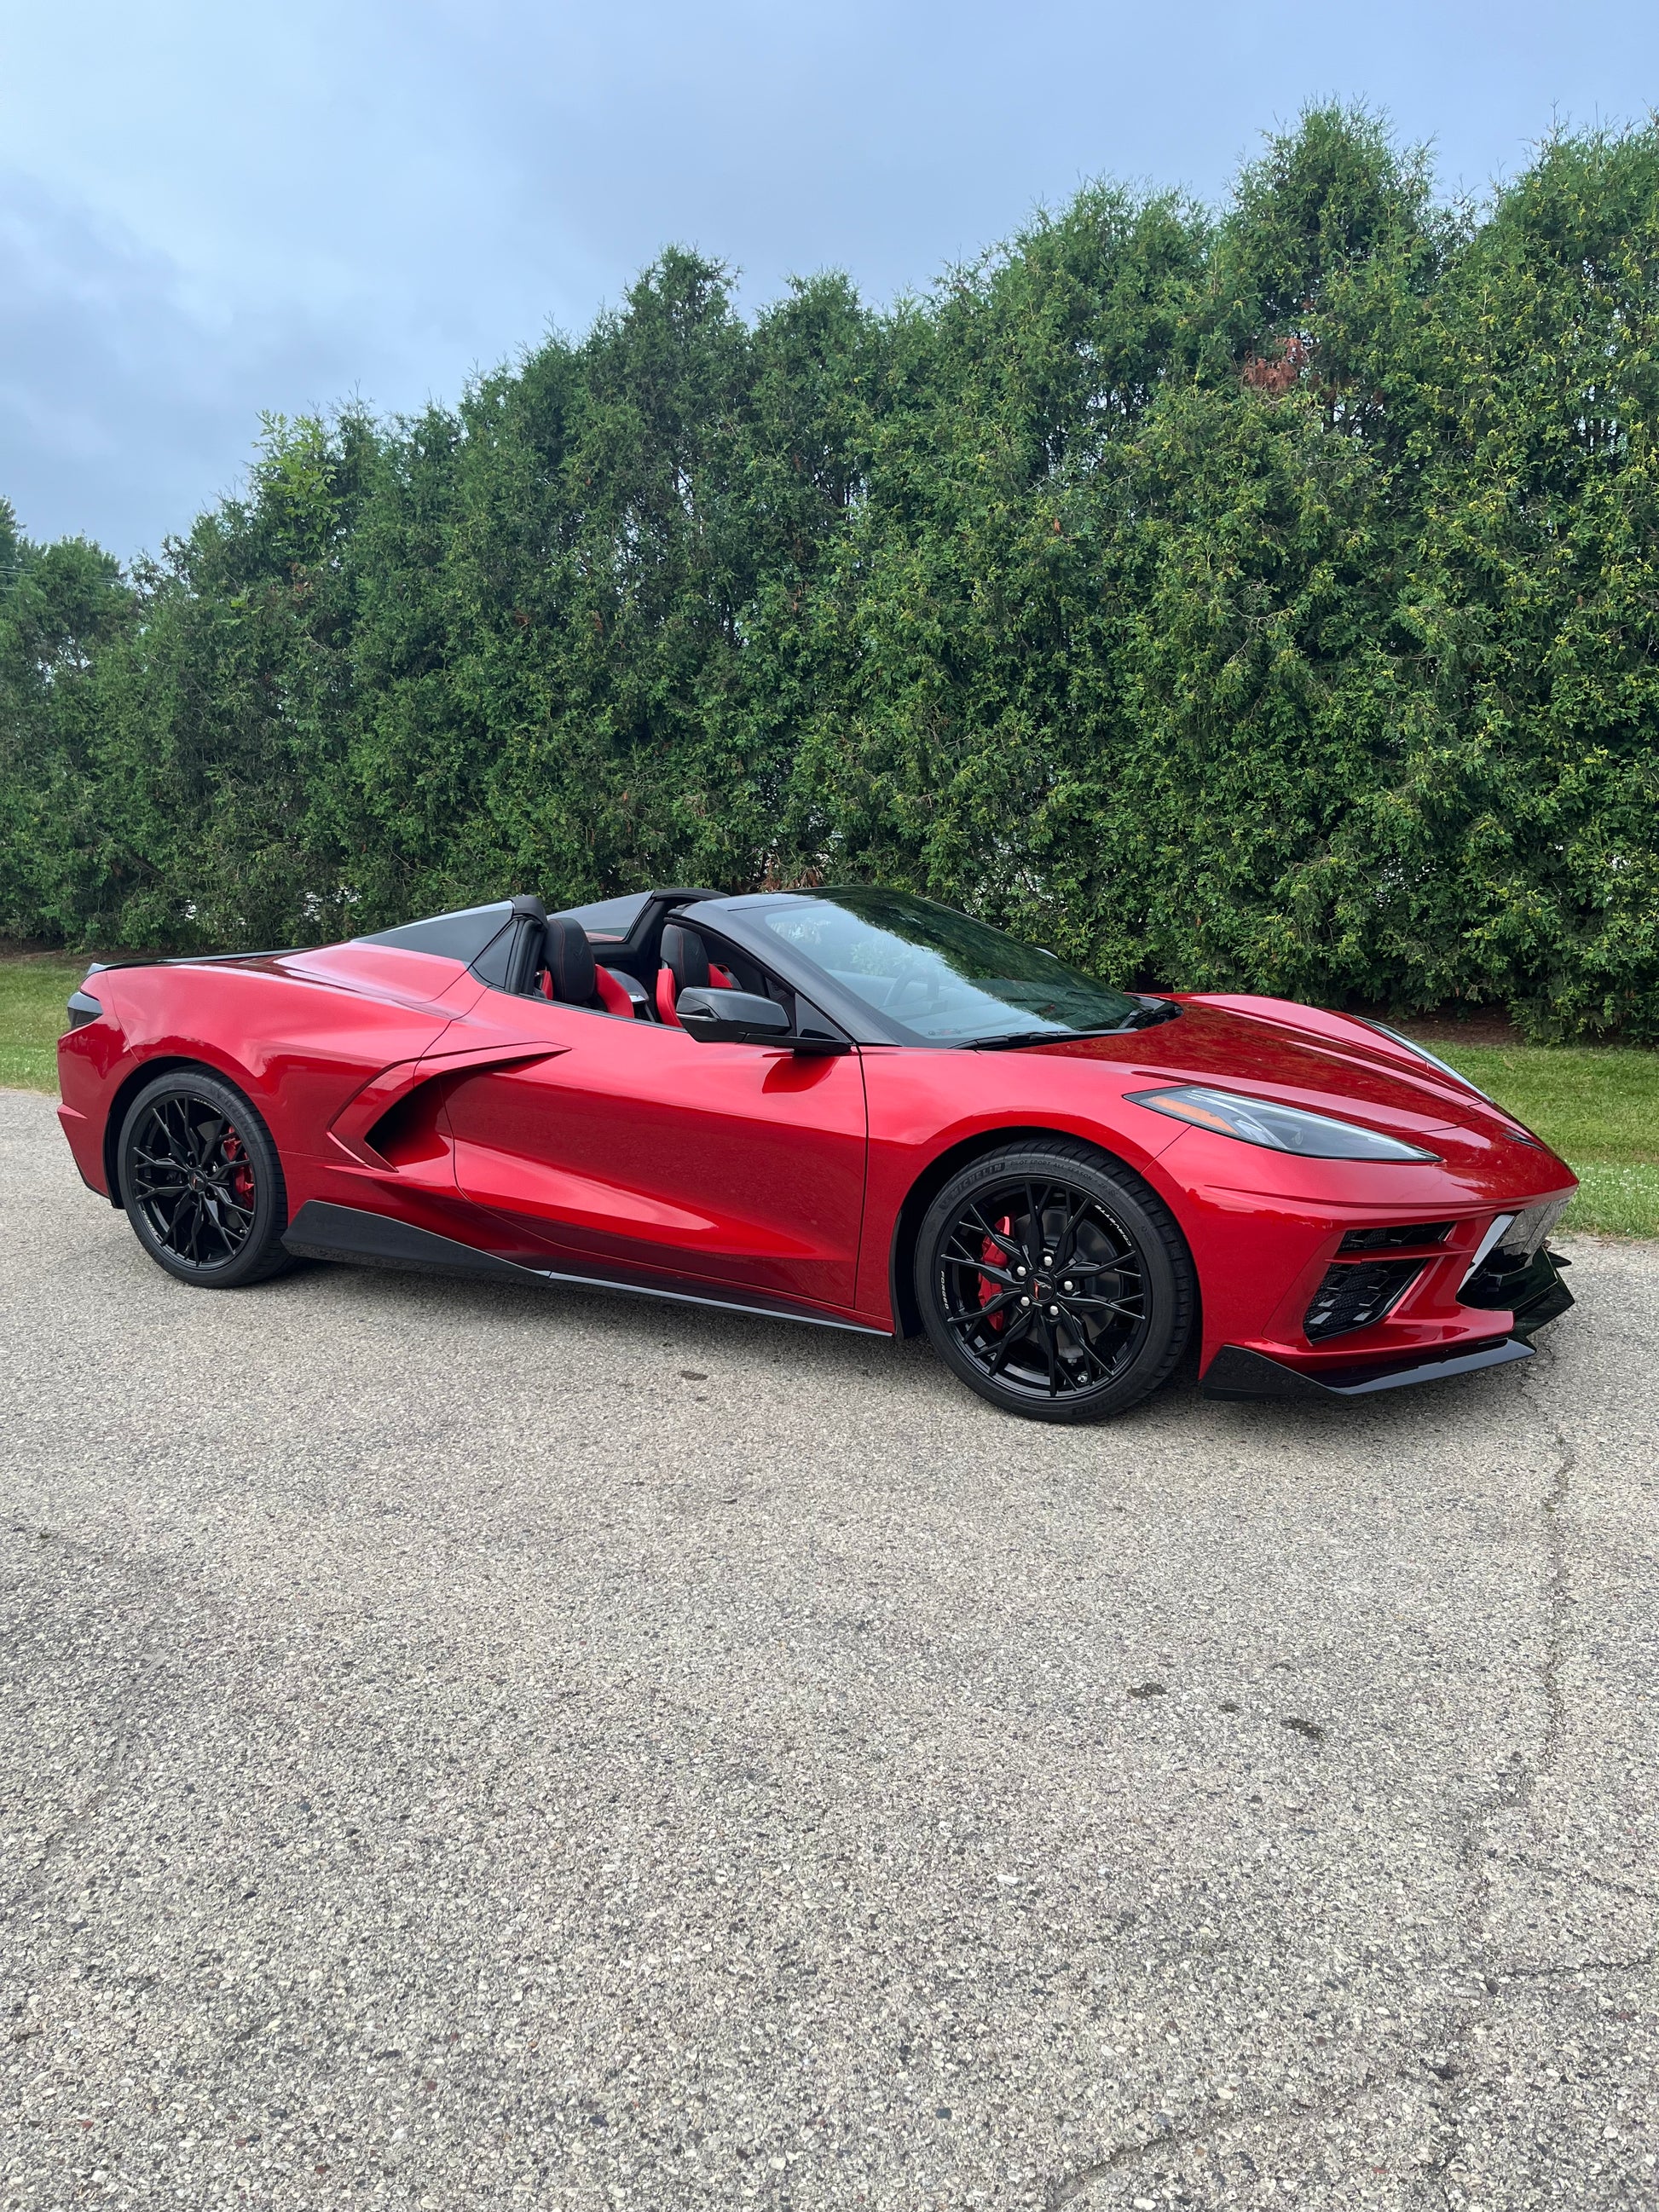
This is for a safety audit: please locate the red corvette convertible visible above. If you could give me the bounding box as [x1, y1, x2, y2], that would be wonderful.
[56, 886, 1575, 1422]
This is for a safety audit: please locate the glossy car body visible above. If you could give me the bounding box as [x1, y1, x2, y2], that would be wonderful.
[58, 886, 1577, 1404]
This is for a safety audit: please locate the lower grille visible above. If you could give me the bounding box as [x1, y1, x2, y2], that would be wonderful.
[1304, 1259, 1423, 1342]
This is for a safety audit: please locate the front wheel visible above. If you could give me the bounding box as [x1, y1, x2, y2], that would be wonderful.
[118, 1071, 293, 1287]
[914, 1140, 1194, 1423]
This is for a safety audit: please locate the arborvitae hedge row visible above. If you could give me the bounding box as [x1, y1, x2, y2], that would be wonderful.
[3, 109, 1657, 1037]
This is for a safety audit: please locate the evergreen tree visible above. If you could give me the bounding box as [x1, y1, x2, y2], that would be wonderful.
[2, 109, 1656, 1036]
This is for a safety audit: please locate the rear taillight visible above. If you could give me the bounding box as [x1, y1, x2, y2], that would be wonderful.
[66, 989, 102, 1031]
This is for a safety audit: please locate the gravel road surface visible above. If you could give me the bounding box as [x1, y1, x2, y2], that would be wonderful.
[3, 1084, 1657, 2210]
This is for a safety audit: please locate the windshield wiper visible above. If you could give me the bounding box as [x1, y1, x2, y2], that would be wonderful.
[961, 1002, 1180, 1049]
[964, 1026, 1135, 1050]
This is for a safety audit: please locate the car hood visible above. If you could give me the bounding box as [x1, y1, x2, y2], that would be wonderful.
[1029, 992, 1541, 1148]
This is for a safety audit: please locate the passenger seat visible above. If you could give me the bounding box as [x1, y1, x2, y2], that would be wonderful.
[656, 922, 711, 1025]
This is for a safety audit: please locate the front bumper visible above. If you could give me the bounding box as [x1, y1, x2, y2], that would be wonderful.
[1202, 1245, 1574, 1402]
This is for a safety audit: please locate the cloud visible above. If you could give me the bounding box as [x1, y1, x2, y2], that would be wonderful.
[2, 0, 1656, 554]
[0, 170, 370, 556]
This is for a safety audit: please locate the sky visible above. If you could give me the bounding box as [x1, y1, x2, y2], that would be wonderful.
[2, 0, 1656, 558]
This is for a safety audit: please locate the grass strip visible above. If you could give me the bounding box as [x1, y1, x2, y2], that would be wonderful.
[0, 956, 87, 1092]
[1430, 1043, 1658, 1238]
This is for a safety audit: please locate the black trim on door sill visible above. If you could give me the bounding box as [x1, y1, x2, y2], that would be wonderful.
[282, 1200, 888, 1336]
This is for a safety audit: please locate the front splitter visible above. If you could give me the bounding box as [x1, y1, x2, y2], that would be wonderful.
[1200, 1335, 1535, 1402]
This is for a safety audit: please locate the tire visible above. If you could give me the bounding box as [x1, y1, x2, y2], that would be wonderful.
[117, 1070, 294, 1288]
[913, 1138, 1195, 1423]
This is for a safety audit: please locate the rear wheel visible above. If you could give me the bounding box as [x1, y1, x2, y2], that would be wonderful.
[915, 1140, 1194, 1422]
[118, 1071, 292, 1287]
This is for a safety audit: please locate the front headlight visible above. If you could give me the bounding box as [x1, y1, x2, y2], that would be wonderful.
[1127, 1084, 1441, 1163]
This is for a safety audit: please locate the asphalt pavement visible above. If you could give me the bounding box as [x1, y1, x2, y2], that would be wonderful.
[3, 1083, 1657, 2210]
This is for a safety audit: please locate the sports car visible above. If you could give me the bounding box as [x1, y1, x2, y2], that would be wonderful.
[56, 885, 1576, 1422]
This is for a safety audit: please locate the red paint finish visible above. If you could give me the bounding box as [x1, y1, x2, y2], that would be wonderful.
[440, 990, 868, 1308]
[856, 1021, 1570, 1367]
[57, 947, 472, 1201]
[57, 938, 1576, 1385]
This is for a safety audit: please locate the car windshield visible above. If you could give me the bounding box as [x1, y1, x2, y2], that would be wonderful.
[754, 888, 1153, 1044]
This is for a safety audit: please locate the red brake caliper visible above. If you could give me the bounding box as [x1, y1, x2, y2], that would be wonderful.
[977, 1213, 1014, 1331]
[222, 1128, 255, 1211]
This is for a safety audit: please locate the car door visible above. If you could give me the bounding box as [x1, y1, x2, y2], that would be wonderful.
[439, 990, 870, 1314]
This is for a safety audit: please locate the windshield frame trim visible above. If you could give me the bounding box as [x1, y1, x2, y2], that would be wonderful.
[692, 904, 913, 1045]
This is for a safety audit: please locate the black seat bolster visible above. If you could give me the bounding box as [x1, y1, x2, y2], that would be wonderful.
[543, 915, 598, 1004]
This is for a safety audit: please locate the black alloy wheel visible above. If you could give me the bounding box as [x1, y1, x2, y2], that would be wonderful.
[118, 1071, 293, 1287]
[915, 1139, 1194, 1422]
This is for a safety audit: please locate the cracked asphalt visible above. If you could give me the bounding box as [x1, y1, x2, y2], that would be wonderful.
[3, 1083, 1659, 2210]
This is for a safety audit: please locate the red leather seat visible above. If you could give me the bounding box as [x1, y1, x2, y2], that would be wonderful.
[593, 965, 639, 1017]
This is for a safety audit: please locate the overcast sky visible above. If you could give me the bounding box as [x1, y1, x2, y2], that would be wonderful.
[3, 0, 1655, 557]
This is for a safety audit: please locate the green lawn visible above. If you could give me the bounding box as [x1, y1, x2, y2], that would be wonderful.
[3, 956, 1654, 1235]
[1425, 1043, 1658, 1239]
[0, 956, 89, 1092]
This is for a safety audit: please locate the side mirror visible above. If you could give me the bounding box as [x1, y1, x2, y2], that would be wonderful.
[675, 986, 852, 1054]
[676, 986, 792, 1044]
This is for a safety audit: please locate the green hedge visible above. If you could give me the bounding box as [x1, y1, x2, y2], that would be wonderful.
[3, 107, 1658, 1037]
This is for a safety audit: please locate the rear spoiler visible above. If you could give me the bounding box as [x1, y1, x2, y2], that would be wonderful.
[79, 950, 301, 976]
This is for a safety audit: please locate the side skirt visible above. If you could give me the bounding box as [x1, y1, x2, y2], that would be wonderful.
[282, 1199, 889, 1337]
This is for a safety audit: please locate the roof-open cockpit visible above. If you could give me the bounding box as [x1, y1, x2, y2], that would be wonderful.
[361, 887, 757, 1027]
